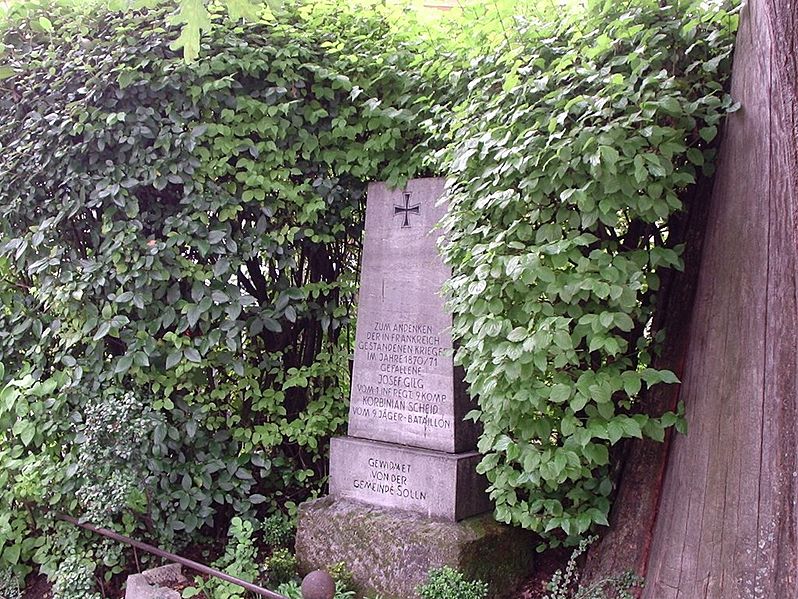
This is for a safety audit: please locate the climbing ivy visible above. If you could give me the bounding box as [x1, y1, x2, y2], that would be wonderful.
[438, 0, 739, 544]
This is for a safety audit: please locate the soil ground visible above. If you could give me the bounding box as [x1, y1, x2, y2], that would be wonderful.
[21, 575, 51, 599]
[514, 547, 570, 599]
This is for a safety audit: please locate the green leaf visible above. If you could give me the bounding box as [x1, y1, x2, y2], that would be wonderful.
[184, 348, 202, 363]
[170, 0, 213, 62]
[597, 400, 615, 420]
[93, 322, 112, 341]
[570, 393, 589, 412]
[214, 257, 230, 278]
[507, 327, 527, 342]
[687, 148, 704, 165]
[621, 371, 642, 397]
[584, 443, 609, 465]
[166, 351, 182, 370]
[592, 509, 610, 527]
[2, 544, 20, 565]
[658, 96, 683, 116]
[633, 154, 647, 184]
[607, 420, 623, 444]
[644, 419, 666, 442]
[621, 418, 643, 439]
[18, 420, 35, 446]
[115, 354, 134, 374]
[598, 145, 619, 169]
[549, 384, 571, 404]
[614, 313, 634, 332]
[699, 126, 717, 142]
[262, 318, 282, 333]
[225, 0, 262, 22]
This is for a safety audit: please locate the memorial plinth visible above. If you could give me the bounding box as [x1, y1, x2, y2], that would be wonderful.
[329, 437, 488, 521]
[296, 178, 534, 598]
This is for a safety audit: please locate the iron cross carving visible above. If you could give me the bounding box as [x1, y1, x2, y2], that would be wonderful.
[394, 192, 420, 228]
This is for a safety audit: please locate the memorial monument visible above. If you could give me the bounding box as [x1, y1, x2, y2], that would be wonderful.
[296, 178, 533, 598]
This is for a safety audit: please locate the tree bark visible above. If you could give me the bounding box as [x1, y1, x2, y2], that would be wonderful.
[584, 0, 798, 596]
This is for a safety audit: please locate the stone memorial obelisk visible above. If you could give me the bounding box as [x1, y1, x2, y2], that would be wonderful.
[296, 179, 533, 599]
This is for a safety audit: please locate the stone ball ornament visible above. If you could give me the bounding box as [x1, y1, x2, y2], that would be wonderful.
[300, 570, 336, 599]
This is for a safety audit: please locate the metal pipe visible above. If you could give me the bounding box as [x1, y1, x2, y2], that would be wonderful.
[57, 514, 288, 599]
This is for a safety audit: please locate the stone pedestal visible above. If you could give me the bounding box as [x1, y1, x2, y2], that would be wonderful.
[296, 497, 535, 599]
[329, 437, 490, 520]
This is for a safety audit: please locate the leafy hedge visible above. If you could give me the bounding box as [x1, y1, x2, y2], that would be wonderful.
[438, 0, 738, 544]
[0, 0, 742, 592]
[0, 1, 433, 587]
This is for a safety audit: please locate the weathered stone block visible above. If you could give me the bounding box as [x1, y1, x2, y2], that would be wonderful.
[295, 496, 536, 599]
[329, 436, 490, 521]
[125, 564, 186, 599]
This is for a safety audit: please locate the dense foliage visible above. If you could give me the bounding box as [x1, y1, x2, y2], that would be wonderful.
[0, 1, 433, 588]
[438, 0, 738, 544]
[0, 0, 740, 593]
[417, 566, 489, 599]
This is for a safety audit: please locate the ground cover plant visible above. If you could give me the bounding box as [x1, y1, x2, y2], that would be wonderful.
[417, 566, 488, 599]
[0, 0, 740, 594]
[542, 536, 641, 599]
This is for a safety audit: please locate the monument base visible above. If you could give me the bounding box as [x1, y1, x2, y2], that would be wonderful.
[295, 496, 536, 599]
[330, 436, 491, 521]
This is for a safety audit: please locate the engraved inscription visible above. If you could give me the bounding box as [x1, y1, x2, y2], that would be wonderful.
[329, 436, 490, 520]
[352, 320, 452, 432]
[350, 456, 427, 501]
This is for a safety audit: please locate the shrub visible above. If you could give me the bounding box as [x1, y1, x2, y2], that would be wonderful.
[0, 0, 438, 587]
[260, 513, 295, 550]
[417, 566, 488, 599]
[50, 555, 102, 599]
[182, 516, 258, 599]
[276, 579, 355, 599]
[263, 548, 297, 585]
[438, 0, 739, 543]
[326, 561, 355, 594]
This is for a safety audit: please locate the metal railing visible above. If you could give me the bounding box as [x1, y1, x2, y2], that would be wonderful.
[57, 514, 333, 599]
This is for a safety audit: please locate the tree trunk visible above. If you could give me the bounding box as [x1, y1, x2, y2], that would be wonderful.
[584, 0, 798, 596]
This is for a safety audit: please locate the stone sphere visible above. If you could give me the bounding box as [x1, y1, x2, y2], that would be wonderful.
[300, 570, 336, 599]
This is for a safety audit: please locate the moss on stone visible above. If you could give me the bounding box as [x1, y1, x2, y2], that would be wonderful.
[296, 497, 536, 599]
